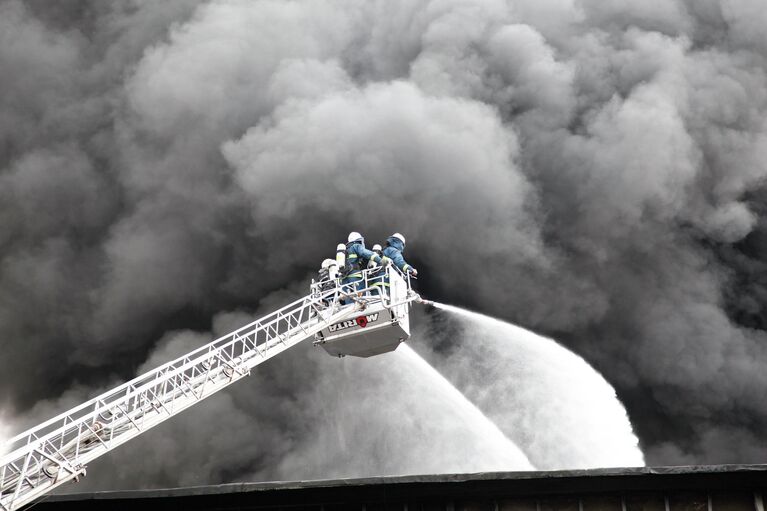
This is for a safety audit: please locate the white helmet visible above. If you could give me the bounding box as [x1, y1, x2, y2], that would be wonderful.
[391, 232, 406, 246]
[347, 231, 364, 244]
[321, 258, 336, 269]
[372, 243, 382, 252]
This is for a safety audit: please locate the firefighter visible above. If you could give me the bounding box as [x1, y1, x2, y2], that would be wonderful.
[368, 243, 386, 297]
[370, 233, 417, 298]
[383, 233, 417, 276]
[342, 232, 386, 300]
[319, 258, 339, 282]
[316, 258, 338, 307]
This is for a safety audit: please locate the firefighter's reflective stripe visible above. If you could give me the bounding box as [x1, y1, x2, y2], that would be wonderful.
[346, 253, 362, 277]
[370, 269, 388, 296]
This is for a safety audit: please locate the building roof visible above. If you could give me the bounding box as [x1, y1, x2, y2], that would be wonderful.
[36, 465, 767, 510]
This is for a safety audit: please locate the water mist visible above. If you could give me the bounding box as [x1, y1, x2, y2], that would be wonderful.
[417, 303, 645, 469]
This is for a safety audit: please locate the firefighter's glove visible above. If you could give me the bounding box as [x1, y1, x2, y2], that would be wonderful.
[409, 267, 418, 277]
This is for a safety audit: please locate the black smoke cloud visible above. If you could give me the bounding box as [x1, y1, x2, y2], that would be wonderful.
[2, 0, 767, 477]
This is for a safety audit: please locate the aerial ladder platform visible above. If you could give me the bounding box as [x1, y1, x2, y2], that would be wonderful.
[0, 265, 424, 511]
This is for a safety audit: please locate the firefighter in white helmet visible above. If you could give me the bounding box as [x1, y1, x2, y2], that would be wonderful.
[368, 243, 385, 295]
[371, 233, 417, 297]
[383, 233, 417, 276]
[369, 244, 383, 266]
[342, 232, 387, 298]
[320, 258, 339, 282]
[316, 258, 339, 306]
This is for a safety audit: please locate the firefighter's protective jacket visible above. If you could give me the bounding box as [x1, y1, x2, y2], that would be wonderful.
[346, 241, 381, 278]
[382, 236, 413, 273]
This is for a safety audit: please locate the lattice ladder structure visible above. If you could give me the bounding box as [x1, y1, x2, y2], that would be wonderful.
[0, 267, 414, 511]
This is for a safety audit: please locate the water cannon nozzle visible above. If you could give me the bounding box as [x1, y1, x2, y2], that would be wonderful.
[416, 296, 435, 309]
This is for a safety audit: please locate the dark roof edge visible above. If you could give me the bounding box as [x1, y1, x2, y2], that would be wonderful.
[49, 464, 767, 502]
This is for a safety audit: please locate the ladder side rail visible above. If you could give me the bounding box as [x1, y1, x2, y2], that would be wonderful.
[0, 284, 352, 472]
[1, 291, 357, 511]
[1, 302, 354, 510]
[1, 268, 407, 510]
[3, 290, 332, 462]
[1, 288, 316, 443]
[3, 282, 346, 453]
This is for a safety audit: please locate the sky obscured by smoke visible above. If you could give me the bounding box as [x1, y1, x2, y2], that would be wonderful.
[3, 0, 767, 478]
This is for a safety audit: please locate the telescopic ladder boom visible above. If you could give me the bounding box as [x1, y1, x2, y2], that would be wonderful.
[0, 266, 418, 511]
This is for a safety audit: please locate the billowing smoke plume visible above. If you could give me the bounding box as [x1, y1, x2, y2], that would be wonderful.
[3, 0, 767, 480]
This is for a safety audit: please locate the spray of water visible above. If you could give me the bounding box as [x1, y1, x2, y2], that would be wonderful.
[418, 303, 645, 469]
[265, 343, 535, 479]
[397, 344, 535, 469]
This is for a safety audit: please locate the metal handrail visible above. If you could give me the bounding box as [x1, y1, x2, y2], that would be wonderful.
[312, 264, 413, 308]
